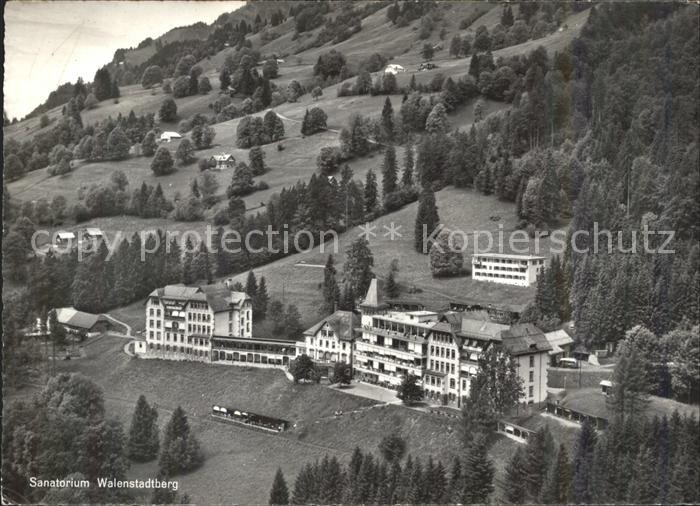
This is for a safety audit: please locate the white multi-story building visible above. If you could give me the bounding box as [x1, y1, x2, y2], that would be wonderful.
[471, 253, 546, 287]
[500, 323, 551, 404]
[353, 279, 438, 388]
[425, 315, 509, 406]
[140, 283, 252, 362]
[137, 282, 299, 368]
[347, 279, 551, 407]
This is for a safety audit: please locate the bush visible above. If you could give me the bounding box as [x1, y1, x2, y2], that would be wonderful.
[175, 139, 195, 165]
[172, 75, 190, 98]
[213, 208, 229, 226]
[151, 147, 175, 175]
[198, 76, 212, 94]
[159, 98, 177, 122]
[141, 65, 164, 88]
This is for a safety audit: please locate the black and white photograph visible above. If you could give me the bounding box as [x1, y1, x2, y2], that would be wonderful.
[2, 1, 699, 504]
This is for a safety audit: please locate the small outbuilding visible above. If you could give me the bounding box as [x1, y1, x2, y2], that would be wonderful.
[160, 131, 182, 142]
[384, 64, 406, 75]
[53, 307, 113, 336]
[55, 231, 76, 247]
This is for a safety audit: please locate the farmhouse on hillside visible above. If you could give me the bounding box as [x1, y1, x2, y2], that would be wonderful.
[210, 153, 236, 170]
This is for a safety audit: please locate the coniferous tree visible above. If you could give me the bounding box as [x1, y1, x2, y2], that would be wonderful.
[385, 268, 399, 299]
[381, 146, 398, 197]
[523, 426, 555, 501]
[343, 238, 374, 300]
[158, 406, 203, 476]
[572, 419, 597, 503]
[127, 395, 159, 462]
[414, 188, 440, 253]
[364, 169, 379, 216]
[402, 145, 414, 187]
[269, 468, 289, 505]
[321, 254, 340, 315]
[245, 271, 258, 300]
[462, 435, 495, 503]
[503, 446, 527, 504]
[254, 276, 269, 320]
[381, 97, 394, 142]
[539, 443, 571, 504]
[447, 456, 462, 503]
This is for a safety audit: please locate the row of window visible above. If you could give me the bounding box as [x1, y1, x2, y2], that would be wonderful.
[148, 342, 209, 356]
[188, 324, 212, 335]
[189, 312, 211, 322]
[473, 258, 544, 265]
[430, 345, 456, 360]
[430, 359, 456, 375]
[474, 272, 527, 280]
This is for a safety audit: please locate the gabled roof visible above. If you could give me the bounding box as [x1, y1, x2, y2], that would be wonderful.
[459, 318, 509, 341]
[57, 231, 75, 239]
[544, 329, 575, 355]
[84, 228, 103, 236]
[160, 131, 181, 137]
[304, 310, 358, 341]
[501, 323, 552, 356]
[55, 307, 102, 330]
[149, 284, 250, 312]
[211, 153, 235, 162]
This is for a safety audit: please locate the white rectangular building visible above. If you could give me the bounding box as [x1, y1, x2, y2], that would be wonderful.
[471, 253, 546, 287]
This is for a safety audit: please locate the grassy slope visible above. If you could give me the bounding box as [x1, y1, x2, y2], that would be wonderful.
[225, 185, 562, 331]
[40, 334, 524, 503]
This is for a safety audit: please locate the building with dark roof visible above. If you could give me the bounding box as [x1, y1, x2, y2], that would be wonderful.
[300, 310, 359, 375]
[54, 307, 112, 335]
[347, 279, 550, 406]
[500, 323, 552, 404]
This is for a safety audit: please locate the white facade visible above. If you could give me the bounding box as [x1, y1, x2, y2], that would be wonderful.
[141, 284, 252, 362]
[513, 351, 549, 404]
[160, 131, 182, 142]
[471, 253, 546, 287]
[302, 311, 356, 365]
[384, 64, 405, 74]
[210, 153, 235, 170]
[354, 281, 437, 388]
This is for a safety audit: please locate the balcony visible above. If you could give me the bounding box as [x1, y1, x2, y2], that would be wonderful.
[354, 349, 422, 369]
[355, 339, 424, 359]
[359, 325, 428, 343]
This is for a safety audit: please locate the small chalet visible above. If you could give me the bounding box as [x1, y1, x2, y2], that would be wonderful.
[544, 329, 575, 366]
[81, 228, 104, 243]
[160, 131, 182, 142]
[210, 153, 236, 170]
[55, 231, 76, 247]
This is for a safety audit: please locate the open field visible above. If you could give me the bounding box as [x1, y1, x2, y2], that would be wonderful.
[226, 186, 562, 329]
[4, 333, 526, 504]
